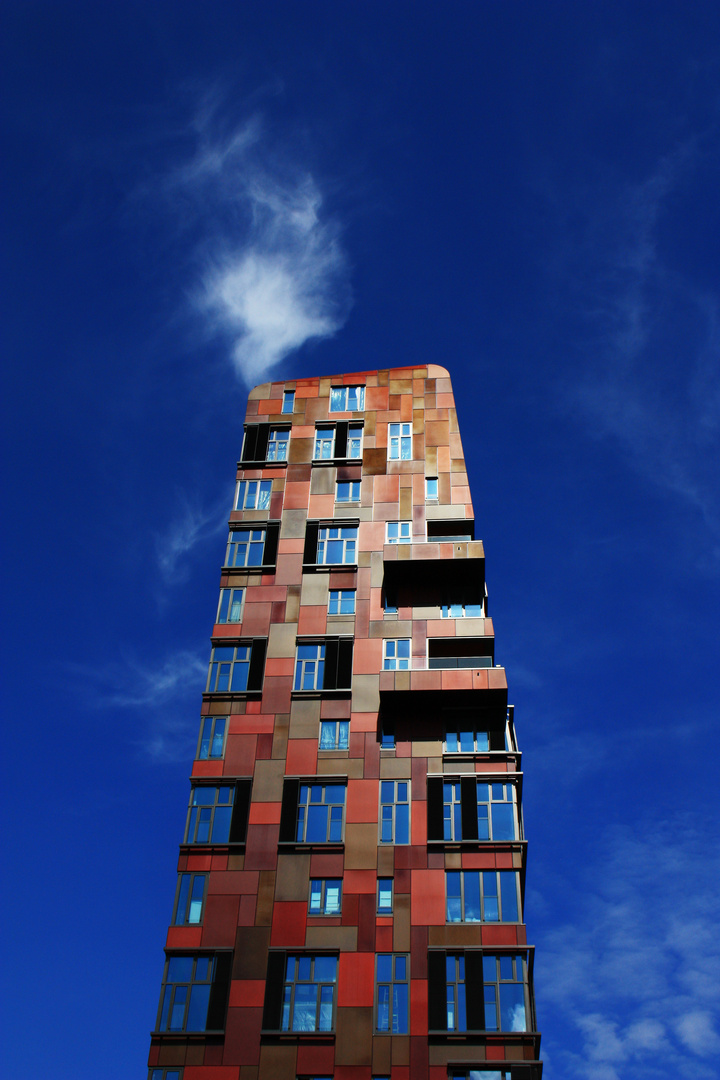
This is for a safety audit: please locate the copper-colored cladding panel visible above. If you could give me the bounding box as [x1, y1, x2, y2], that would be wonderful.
[147, 366, 542, 1078]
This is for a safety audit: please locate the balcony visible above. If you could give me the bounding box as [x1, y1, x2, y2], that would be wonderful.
[382, 538, 485, 593]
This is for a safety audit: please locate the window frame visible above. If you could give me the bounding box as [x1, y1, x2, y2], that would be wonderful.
[156, 953, 231, 1034]
[425, 476, 439, 500]
[374, 953, 409, 1034]
[386, 521, 412, 544]
[216, 587, 244, 624]
[441, 601, 485, 619]
[388, 422, 412, 461]
[335, 479, 361, 503]
[280, 954, 338, 1033]
[446, 869, 521, 924]
[308, 878, 343, 915]
[225, 527, 266, 568]
[196, 715, 227, 760]
[266, 427, 290, 462]
[316, 524, 358, 566]
[382, 639, 410, 670]
[173, 872, 208, 926]
[234, 479, 272, 511]
[184, 783, 235, 845]
[329, 385, 365, 412]
[295, 782, 347, 844]
[294, 642, 326, 691]
[319, 719, 350, 750]
[379, 779, 410, 844]
[206, 643, 251, 692]
[328, 589, 356, 616]
[282, 390, 295, 414]
[432, 777, 519, 843]
[377, 877, 394, 914]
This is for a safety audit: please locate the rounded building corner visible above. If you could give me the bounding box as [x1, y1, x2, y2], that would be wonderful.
[427, 363, 451, 380]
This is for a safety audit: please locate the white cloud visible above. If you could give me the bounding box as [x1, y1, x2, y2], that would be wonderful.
[537, 820, 720, 1079]
[167, 106, 351, 384]
[155, 490, 230, 582]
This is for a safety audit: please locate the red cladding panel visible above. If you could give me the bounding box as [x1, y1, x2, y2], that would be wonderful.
[376, 924, 393, 951]
[270, 901, 307, 946]
[411, 979, 429, 1035]
[346, 778, 380, 822]
[310, 852, 344, 876]
[221, 1007, 262, 1066]
[296, 1041, 336, 1075]
[228, 979, 265, 1007]
[337, 951, 375, 1006]
[238, 893, 257, 925]
[166, 926, 202, 950]
[343, 869, 377, 893]
[244, 824, 280, 870]
[410, 870, 446, 925]
[412, 800, 427, 845]
[201, 894, 241, 947]
[223, 733, 258, 775]
[285, 739, 318, 775]
[248, 802, 281, 824]
[482, 925, 520, 947]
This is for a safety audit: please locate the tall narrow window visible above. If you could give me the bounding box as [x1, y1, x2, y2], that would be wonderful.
[375, 954, 409, 1033]
[282, 390, 295, 414]
[197, 716, 227, 759]
[425, 476, 438, 500]
[377, 878, 393, 914]
[445, 954, 467, 1031]
[388, 422, 412, 460]
[347, 423, 363, 458]
[314, 427, 335, 459]
[216, 588, 244, 623]
[173, 873, 207, 925]
[294, 643, 325, 690]
[281, 955, 337, 1032]
[379, 780, 410, 844]
[481, 955, 528, 1032]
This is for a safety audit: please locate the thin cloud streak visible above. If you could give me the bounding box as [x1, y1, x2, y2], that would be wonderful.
[166, 104, 352, 384]
[155, 489, 230, 583]
[537, 820, 720, 1079]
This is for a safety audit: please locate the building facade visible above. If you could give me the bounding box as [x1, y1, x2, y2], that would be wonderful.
[148, 365, 542, 1080]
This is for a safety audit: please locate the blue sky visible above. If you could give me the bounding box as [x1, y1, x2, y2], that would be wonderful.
[2, 3, 719, 1078]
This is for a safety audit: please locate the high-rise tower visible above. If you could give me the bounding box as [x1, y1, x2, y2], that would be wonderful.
[148, 365, 542, 1080]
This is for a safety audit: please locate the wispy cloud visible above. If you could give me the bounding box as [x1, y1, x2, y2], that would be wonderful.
[155, 489, 230, 583]
[550, 137, 720, 561]
[71, 650, 207, 762]
[537, 819, 720, 1079]
[165, 99, 352, 384]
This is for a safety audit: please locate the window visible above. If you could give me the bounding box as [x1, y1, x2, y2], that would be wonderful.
[444, 722, 508, 753]
[449, 1071, 515, 1080]
[184, 780, 251, 846]
[216, 588, 244, 623]
[266, 428, 290, 461]
[156, 953, 231, 1032]
[225, 528, 265, 568]
[281, 955, 337, 1031]
[380, 718, 395, 749]
[315, 427, 335, 459]
[377, 878, 393, 914]
[383, 639, 410, 670]
[295, 643, 325, 691]
[296, 783, 346, 842]
[185, 784, 235, 844]
[430, 779, 517, 842]
[336, 480, 360, 503]
[293, 638, 353, 692]
[328, 589, 355, 615]
[442, 601, 484, 618]
[319, 719, 349, 750]
[173, 872, 207, 925]
[380, 780, 410, 844]
[347, 424, 363, 458]
[383, 591, 398, 615]
[445, 954, 467, 1031]
[330, 385, 365, 411]
[149, 1071, 183, 1080]
[386, 521, 411, 544]
[206, 640, 266, 693]
[481, 955, 528, 1031]
[235, 479, 272, 511]
[309, 878, 342, 915]
[446, 871, 520, 923]
[375, 954, 408, 1033]
[197, 716, 227, 759]
[317, 525, 357, 565]
[426, 477, 438, 500]
[388, 422, 412, 460]
[282, 390, 295, 414]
